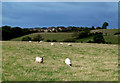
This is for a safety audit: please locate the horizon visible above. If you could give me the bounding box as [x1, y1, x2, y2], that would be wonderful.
[2, 2, 118, 29]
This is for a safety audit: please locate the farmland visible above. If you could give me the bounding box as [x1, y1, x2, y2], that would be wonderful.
[11, 32, 119, 44]
[2, 41, 118, 81]
[11, 32, 73, 42]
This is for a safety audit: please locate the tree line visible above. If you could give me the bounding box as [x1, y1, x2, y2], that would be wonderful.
[1, 22, 109, 40]
[2, 26, 38, 40]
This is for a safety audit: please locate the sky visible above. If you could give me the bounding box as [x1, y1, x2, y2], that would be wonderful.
[2, 2, 118, 29]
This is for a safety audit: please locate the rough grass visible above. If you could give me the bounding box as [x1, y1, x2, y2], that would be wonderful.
[104, 35, 119, 44]
[0, 41, 2, 82]
[91, 29, 119, 35]
[2, 41, 118, 81]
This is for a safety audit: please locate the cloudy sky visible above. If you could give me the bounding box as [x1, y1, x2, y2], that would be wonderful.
[2, 2, 118, 28]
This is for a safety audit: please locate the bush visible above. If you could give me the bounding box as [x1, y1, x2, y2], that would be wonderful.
[32, 34, 43, 41]
[46, 39, 51, 42]
[63, 38, 75, 42]
[87, 40, 94, 43]
[114, 32, 120, 35]
[93, 34, 105, 43]
[72, 31, 89, 39]
[52, 40, 57, 42]
[22, 36, 31, 41]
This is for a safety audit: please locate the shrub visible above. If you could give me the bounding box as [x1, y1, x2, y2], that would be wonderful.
[32, 34, 43, 41]
[114, 32, 120, 35]
[52, 40, 57, 42]
[87, 40, 94, 43]
[63, 38, 75, 42]
[22, 36, 31, 41]
[46, 39, 51, 42]
[72, 31, 89, 39]
[93, 34, 105, 43]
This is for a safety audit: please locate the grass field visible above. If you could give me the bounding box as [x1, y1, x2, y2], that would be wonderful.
[0, 41, 2, 82]
[11, 32, 73, 42]
[104, 35, 119, 44]
[2, 41, 118, 81]
[10, 32, 119, 44]
[91, 29, 119, 35]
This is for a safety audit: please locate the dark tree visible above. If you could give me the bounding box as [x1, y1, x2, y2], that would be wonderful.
[91, 26, 95, 30]
[93, 34, 105, 43]
[11, 27, 23, 37]
[22, 36, 32, 41]
[96, 26, 101, 29]
[2, 26, 12, 40]
[102, 22, 109, 29]
[32, 34, 43, 41]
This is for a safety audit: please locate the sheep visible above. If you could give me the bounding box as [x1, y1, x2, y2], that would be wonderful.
[35, 57, 43, 63]
[51, 43, 55, 46]
[60, 42, 63, 45]
[65, 58, 72, 66]
[29, 41, 32, 42]
[40, 41, 43, 43]
[68, 43, 72, 46]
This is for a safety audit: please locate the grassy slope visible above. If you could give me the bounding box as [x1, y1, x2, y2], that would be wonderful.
[2, 41, 118, 81]
[90, 29, 119, 35]
[10, 29, 119, 44]
[11, 32, 73, 42]
[104, 35, 119, 44]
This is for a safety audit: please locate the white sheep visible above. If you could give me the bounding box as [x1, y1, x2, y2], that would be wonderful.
[35, 57, 43, 63]
[40, 41, 43, 43]
[29, 41, 32, 42]
[60, 42, 63, 45]
[65, 58, 72, 66]
[51, 43, 55, 46]
[68, 43, 72, 46]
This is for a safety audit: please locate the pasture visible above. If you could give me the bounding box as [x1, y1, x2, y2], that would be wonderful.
[11, 32, 73, 42]
[90, 29, 119, 35]
[10, 32, 119, 44]
[2, 41, 118, 81]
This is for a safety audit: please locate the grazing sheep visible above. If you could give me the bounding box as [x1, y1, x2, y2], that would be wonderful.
[68, 43, 72, 46]
[29, 41, 32, 42]
[35, 57, 43, 63]
[60, 42, 63, 45]
[65, 58, 72, 66]
[51, 43, 55, 46]
[40, 41, 43, 43]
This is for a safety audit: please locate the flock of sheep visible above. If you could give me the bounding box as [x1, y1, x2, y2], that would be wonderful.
[29, 40, 72, 67]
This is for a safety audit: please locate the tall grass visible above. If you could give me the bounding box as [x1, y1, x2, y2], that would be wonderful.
[2, 41, 118, 81]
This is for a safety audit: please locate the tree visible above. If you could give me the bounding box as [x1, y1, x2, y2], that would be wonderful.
[2, 26, 12, 40]
[83, 27, 90, 34]
[93, 34, 105, 43]
[102, 22, 108, 29]
[96, 26, 101, 29]
[72, 31, 88, 39]
[11, 27, 23, 37]
[91, 26, 95, 30]
[32, 34, 43, 41]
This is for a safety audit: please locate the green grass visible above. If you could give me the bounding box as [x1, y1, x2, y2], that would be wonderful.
[0, 41, 2, 82]
[10, 32, 73, 42]
[2, 41, 118, 81]
[104, 35, 119, 44]
[91, 29, 119, 35]
[10, 31, 119, 44]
